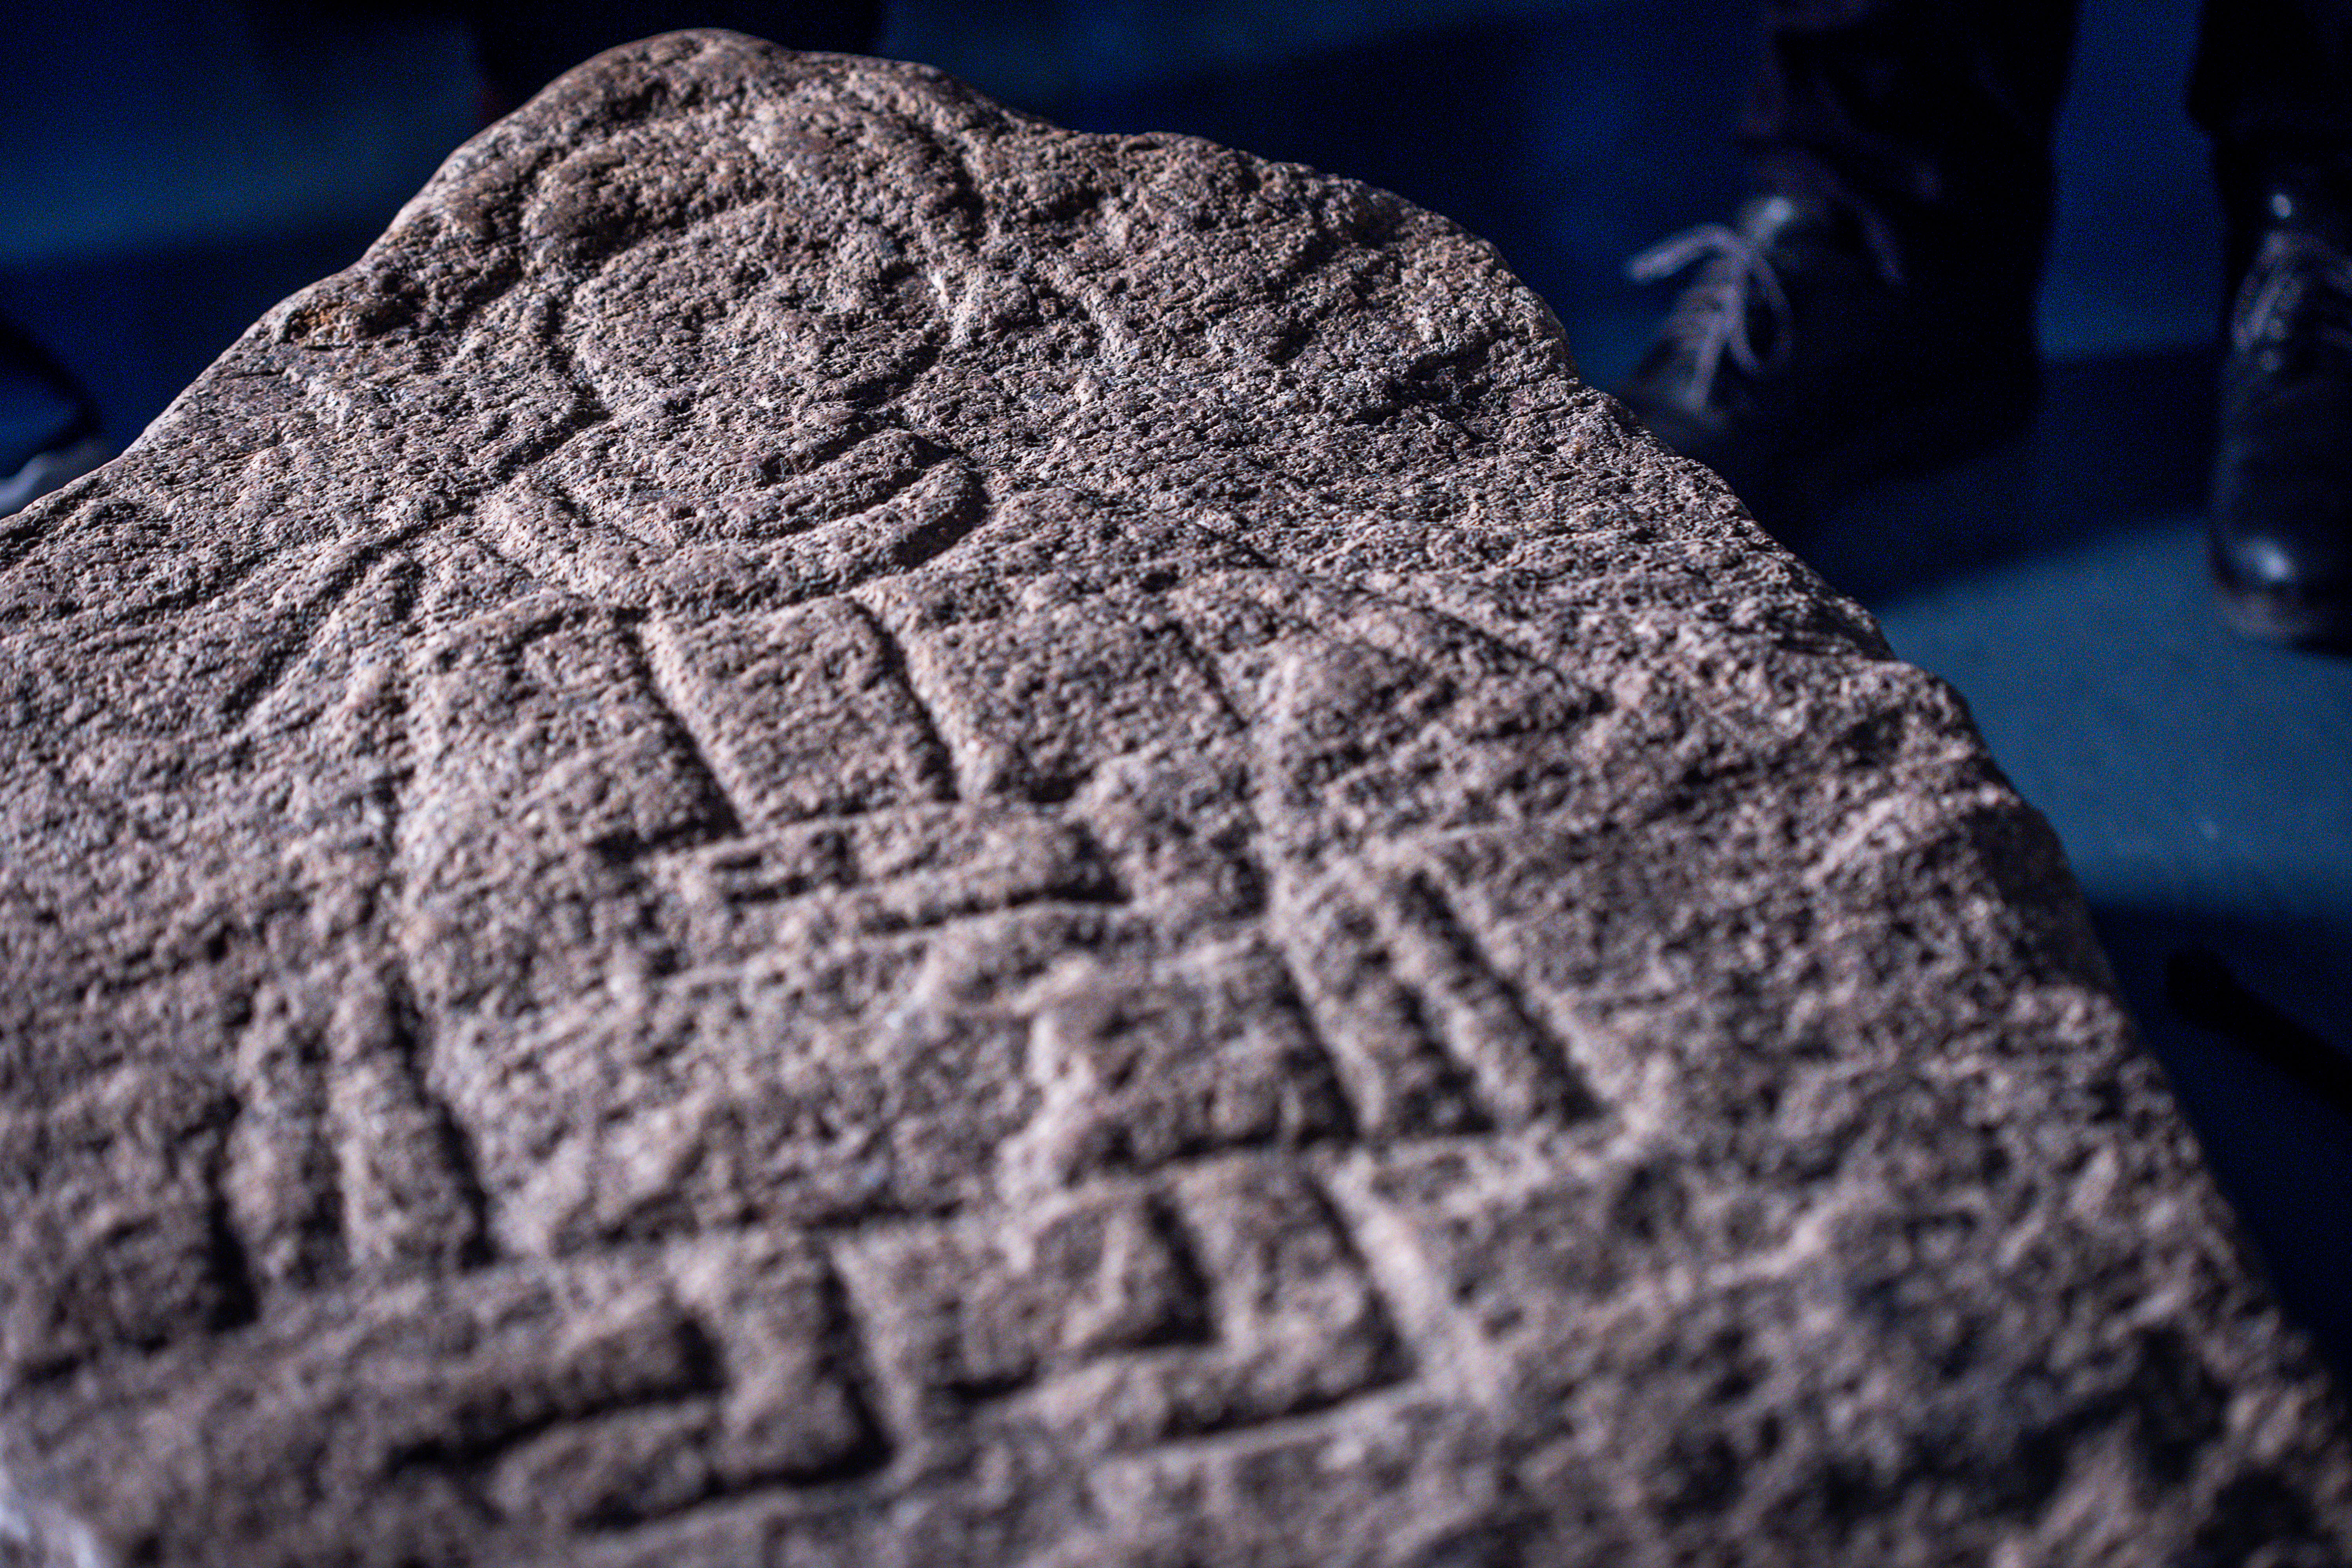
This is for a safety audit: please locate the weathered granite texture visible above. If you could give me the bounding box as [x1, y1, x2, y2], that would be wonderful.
[0, 30, 2345, 1568]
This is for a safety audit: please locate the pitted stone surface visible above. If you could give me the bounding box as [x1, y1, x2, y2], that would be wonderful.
[1, 31, 2346, 1568]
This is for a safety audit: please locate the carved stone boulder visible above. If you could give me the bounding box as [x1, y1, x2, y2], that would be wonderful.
[1, 31, 2345, 1568]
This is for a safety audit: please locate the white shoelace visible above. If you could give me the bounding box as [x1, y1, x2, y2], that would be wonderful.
[1627, 222, 1795, 403]
[2233, 229, 2352, 359]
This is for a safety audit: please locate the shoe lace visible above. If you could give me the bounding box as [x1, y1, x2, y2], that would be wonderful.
[2232, 229, 2352, 363]
[1627, 222, 1795, 403]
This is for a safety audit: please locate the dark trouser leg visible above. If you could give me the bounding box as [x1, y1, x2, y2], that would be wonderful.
[1741, 0, 2081, 305]
[2190, 0, 2352, 284]
[466, 0, 886, 112]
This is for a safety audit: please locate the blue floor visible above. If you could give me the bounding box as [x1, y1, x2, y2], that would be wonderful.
[2, 0, 2345, 1369]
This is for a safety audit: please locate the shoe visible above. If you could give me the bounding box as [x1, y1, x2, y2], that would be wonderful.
[1615, 192, 2039, 532]
[0, 322, 108, 518]
[0, 428, 111, 517]
[2209, 183, 2352, 647]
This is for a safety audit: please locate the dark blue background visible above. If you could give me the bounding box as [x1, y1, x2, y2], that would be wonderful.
[2, 0, 2345, 1371]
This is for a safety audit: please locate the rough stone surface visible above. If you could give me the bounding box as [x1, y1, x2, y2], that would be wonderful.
[1, 31, 2346, 1568]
